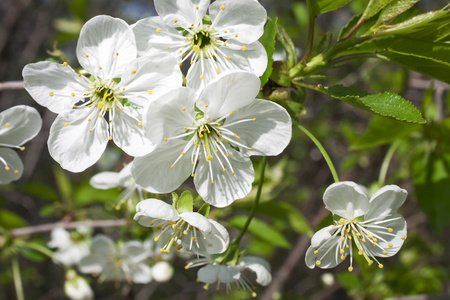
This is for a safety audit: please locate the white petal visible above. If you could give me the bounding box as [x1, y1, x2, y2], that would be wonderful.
[122, 241, 149, 263]
[323, 181, 370, 220]
[0, 105, 42, 147]
[204, 219, 230, 254]
[194, 147, 254, 207]
[132, 139, 192, 193]
[64, 276, 94, 300]
[304, 236, 343, 269]
[0, 148, 23, 184]
[55, 243, 90, 266]
[120, 55, 183, 108]
[196, 72, 260, 120]
[91, 235, 116, 255]
[78, 235, 114, 274]
[210, 0, 267, 44]
[224, 99, 291, 156]
[134, 198, 180, 226]
[241, 256, 272, 286]
[197, 264, 240, 284]
[22, 62, 87, 114]
[112, 108, 155, 157]
[180, 212, 212, 234]
[310, 225, 335, 248]
[144, 87, 196, 143]
[48, 109, 108, 172]
[48, 228, 71, 249]
[132, 16, 185, 57]
[365, 185, 408, 220]
[76, 15, 136, 79]
[219, 41, 268, 76]
[155, 0, 210, 29]
[118, 163, 133, 186]
[89, 171, 121, 189]
[184, 59, 220, 95]
[78, 255, 105, 275]
[129, 263, 153, 284]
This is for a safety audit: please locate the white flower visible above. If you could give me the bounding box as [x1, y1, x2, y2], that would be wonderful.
[23, 15, 182, 172]
[151, 261, 174, 282]
[0, 105, 42, 184]
[132, 72, 292, 207]
[78, 235, 152, 284]
[134, 198, 229, 255]
[48, 228, 90, 266]
[305, 182, 408, 271]
[90, 162, 144, 210]
[194, 256, 272, 297]
[64, 270, 94, 300]
[132, 0, 268, 92]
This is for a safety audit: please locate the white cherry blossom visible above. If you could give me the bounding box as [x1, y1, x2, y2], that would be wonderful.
[132, 72, 292, 207]
[78, 235, 152, 284]
[305, 182, 408, 271]
[132, 0, 268, 92]
[0, 105, 42, 184]
[48, 228, 90, 266]
[23, 15, 182, 172]
[134, 198, 229, 255]
[64, 270, 94, 300]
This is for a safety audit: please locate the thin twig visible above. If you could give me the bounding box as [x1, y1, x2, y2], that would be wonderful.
[9, 219, 127, 237]
[0, 81, 24, 90]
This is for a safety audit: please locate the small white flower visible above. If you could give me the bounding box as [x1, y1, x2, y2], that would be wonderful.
[132, 0, 268, 92]
[132, 72, 292, 207]
[48, 228, 90, 266]
[64, 270, 94, 300]
[151, 261, 174, 282]
[90, 162, 144, 210]
[305, 182, 408, 271]
[78, 235, 152, 284]
[0, 105, 42, 184]
[134, 198, 229, 255]
[193, 256, 272, 297]
[23, 15, 182, 172]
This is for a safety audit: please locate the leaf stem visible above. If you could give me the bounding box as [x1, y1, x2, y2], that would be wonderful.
[296, 121, 339, 182]
[378, 140, 400, 186]
[300, 0, 315, 62]
[16, 239, 56, 259]
[12, 256, 25, 300]
[233, 156, 268, 246]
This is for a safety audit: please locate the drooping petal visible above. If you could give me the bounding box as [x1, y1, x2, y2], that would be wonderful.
[155, 0, 210, 29]
[310, 225, 336, 248]
[112, 108, 155, 157]
[203, 219, 230, 254]
[91, 235, 116, 256]
[132, 139, 192, 194]
[210, 0, 267, 43]
[179, 212, 212, 234]
[90, 172, 122, 189]
[194, 147, 254, 207]
[78, 235, 115, 274]
[122, 241, 149, 263]
[55, 243, 90, 266]
[22, 61, 87, 114]
[0, 148, 23, 184]
[241, 256, 272, 286]
[219, 41, 268, 76]
[143, 87, 196, 143]
[196, 72, 261, 120]
[223, 99, 291, 156]
[132, 16, 185, 57]
[197, 264, 241, 284]
[120, 55, 182, 108]
[323, 181, 370, 220]
[47, 227, 71, 249]
[134, 198, 180, 227]
[129, 263, 152, 284]
[76, 15, 136, 79]
[305, 236, 343, 269]
[0, 106, 42, 147]
[118, 163, 133, 187]
[78, 255, 105, 276]
[48, 109, 108, 172]
[365, 185, 408, 220]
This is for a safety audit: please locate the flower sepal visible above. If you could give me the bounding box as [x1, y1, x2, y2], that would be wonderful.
[173, 190, 194, 214]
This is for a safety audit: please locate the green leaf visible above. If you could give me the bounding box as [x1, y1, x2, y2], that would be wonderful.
[229, 216, 290, 248]
[310, 0, 352, 16]
[53, 166, 72, 200]
[259, 18, 277, 88]
[338, 14, 360, 40]
[351, 116, 421, 150]
[171, 192, 179, 208]
[197, 203, 210, 218]
[276, 23, 297, 69]
[256, 202, 313, 236]
[361, 0, 396, 21]
[74, 185, 120, 206]
[321, 85, 426, 123]
[21, 182, 59, 202]
[0, 210, 27, 229]
[18, 240, 48, 262]
[377, 0, 420, 24]
[176, 191, 193, 214]
[413, 153, 450, 233]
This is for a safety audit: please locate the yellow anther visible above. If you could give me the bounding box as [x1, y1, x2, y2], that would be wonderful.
[350, 218, 355, 222]
[346, 245, 349, 248]
[367, 234, 373, 238]
[229, 111, 233, 115]
[362, 239, 366, 243]
[164, 138, 168, 141]
[5, 123, 10, 127]
[196, 6, 199, 9]
[64, 122, 69, 127]
[49, 92, 54, 96]
[340, 218, 345, 224]
[223, 42, 227, 46]
[235, 34, 238, 38]
[242, 46, 247, 51]
[63, 62, 68, 66]
[388, 243, 393, 248]
[401, 236, 406, 240]
[183, 107, 186, 111]
[314, 250, 318, 255]
[315, 260, 321, 266]
[116, 52, 119, 56]
[99, 67, 102, 70]
[191, 237, 195, 241]
[253, 118, 256, 121]
[89, 130, 92, 133]
[157, 224, 162, 228]
[167, 46, 170, 49]
[204, 104, 208, 108]
[341, 255, 346, 261]
[150, 221, 154, 226]
[378, 264, 384, 269]
[71, 93, 75, 97]
[138, 121, 143, 126]
[252, 292, 257, 298]
[340, 249, 344, 254]
[348, 267, 353, 272]
[341, 237, 345, 242]
[181, 152, 185, 155]
[14, 170, 19, 175]
[372, 243, 376, 247]
[5, 166, 10, 171]
[220, 5, 225, 10]
[373, 238, 378, 243]
[224, 30, 227, 33]
[171, 165, 174, 168]
[88, 119, 91, 122]
[160, 248, 164, 253]
[174, 19, 178, 23]
[227, 56, 231, 60]
[383, 250, 388, 255]
[131, 70, 136, 74]
[388, 228, 393, 232]
[156, 28, 161, 33]
[177, 245, 183, 250]
[148, 90, 152, 95]
[358, 251, 363, 255]
[20, 147, 25, 151]
[78, 74, 81, 77]
[109, 136, 112, 140]
[172, 224, 176, 229]
[85, 55, 89, 58]
[191, 173, 194, 177]
[200, 75, 203, 79]
[346, 228, 350, 233]
[223, 169, 226, 172]
[211, 181, 214, 184]
[183, 230, 188, 235]
[215, 68, 219, 72]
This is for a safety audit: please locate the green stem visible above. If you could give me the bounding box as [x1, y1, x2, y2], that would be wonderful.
[233, 156, 267, 246]
[16, 240, 55, 259]
[300, 0, 315, 62]
[296, 122, 339, 183]
[378, 140, 400, 186]
[12, 256, 25, 300]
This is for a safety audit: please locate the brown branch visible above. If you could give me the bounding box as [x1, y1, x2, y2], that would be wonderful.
[0, 81, 24, 90]
[9, 219, 127, 237]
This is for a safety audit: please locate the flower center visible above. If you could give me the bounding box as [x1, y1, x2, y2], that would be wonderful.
[152, 219, 200, 254]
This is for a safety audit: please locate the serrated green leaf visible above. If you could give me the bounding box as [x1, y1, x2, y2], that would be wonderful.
[321, 85, 426, 123]
[0, 210, 27, 229]
[361, 0, 396, 21]
[259, 18, 277, 87]
[311, 0, 352, 16]
[229, 216, 290, 248]
[176, 191, 193, 214]
[338, 14, 360, 40]
[377, 0, 420, 24]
